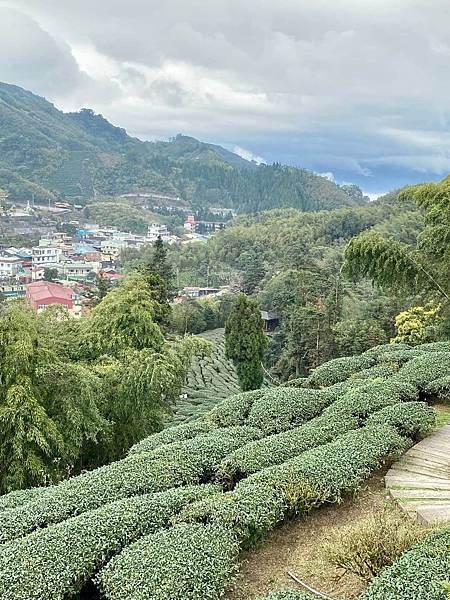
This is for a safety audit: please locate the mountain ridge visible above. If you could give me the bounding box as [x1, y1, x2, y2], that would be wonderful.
[0, 81, 367, 212]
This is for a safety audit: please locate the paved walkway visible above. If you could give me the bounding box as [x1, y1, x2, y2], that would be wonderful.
[385, 424, 450, 523]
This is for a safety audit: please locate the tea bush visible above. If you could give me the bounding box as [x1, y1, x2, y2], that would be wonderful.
[128, 420, 215, 454]
[305, 354, 375, 388]
[0, 426, 260, 544]
[360, 527, 450, 600]
[239, 425, 409, 504]
[365, 402, 436, 438]
[216, 414, 358, 487]
[97, 523, 240, 600]
[0, 485, 218, 600]
[246, 388, 332, 435]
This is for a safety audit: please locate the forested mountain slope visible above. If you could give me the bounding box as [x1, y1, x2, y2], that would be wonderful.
[0, 81, 366, 211]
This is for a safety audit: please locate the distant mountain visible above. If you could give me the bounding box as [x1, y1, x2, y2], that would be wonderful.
[0, 81, 367, 212]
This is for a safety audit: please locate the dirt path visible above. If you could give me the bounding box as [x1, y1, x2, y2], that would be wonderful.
[227, 474, 392, 600]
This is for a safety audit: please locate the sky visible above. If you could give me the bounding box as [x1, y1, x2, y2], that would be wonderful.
[2, 1, 450, 194]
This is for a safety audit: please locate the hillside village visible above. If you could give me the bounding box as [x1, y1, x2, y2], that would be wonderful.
[0, 194, 232, 312]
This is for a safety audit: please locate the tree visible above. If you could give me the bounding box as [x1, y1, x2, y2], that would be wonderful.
[332, 319, 387, 356]
[225, 294, 267, 391]
[43, 267, 58, 282]
[391, 305, 441, 345]
[344, 177, 450, 309]
[150, 236, 174, 287]
[240, 249, 266, 295]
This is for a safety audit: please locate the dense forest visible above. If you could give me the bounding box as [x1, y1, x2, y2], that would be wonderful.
[0, 82, 366, 212]
[123, 189, 427, 378]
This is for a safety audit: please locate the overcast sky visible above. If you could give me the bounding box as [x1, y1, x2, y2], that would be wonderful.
[2, 1, 450, 194]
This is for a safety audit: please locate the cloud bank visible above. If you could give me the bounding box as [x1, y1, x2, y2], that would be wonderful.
[2, 0, 450, 191]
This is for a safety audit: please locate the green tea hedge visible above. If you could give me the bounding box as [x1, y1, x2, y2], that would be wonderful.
[239, 425, 409, 503]
[97, 523, 240, 600]
[395, 352, 450, 389]
[207, 390, 265, 427]
[305, 354, 375, 388]
[128, 420, 215, 454]
[246, 388, 332, 435]
[365, 402, 436, 438]
[360, 527, 450, 600]
[0, 485, 218, 600]
[216, 414, 358, 487]
[0, 426, 260, 544]
[174, 484, 286, 548]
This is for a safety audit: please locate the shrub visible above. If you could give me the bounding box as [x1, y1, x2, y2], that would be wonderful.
[366, 402, 436, 438]
[206, 390, 265, 427]
[350, 365, 397, 381]
[360, 527, 450, 600]
[322, 380, 417, 424]
[96, 523, 240, 600]
[0, 426, 260, 544]
[305, 355, 375, 388]
[0, 487, 48, 512]
[323, 507, 430, 582]
[0, 485, 218, 600]
[239, 425, 410, 506]
[128, 420, 215, 454]
[175, 484, 285, 548]
[216, 414, 358, 487]
[395, 352, 450, 389]
[246, 388, 332, 435]
[423, 375, 450, 401]
[363, 343, 412, 359]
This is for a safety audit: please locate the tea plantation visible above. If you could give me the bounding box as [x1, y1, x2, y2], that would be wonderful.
[1, 341, 450, 599]
[174, 328, 242, 424]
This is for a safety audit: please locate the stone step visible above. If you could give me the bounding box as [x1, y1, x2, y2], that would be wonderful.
[390, 463, 450, 480]
[386, 478, 450, 490]
[416, 505, 450, 524]
[390, 489, 450, 501]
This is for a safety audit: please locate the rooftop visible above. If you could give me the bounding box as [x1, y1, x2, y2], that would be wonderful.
[27, 281, 74, 302]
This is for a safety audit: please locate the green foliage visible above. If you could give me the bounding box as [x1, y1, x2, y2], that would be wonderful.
[128, 420, 215, 455]
[305, 354, 375, 388]
[0, 485, 218, 600]
[239, 425, 409, 506]
[216, 413, 357, 487]
[245, 388, 333, 435]
[225, 294, 268, 391]
[0, 425, 260, 544]
[96, 523, 240, 600]
[392, 305, 441, 345]
[360, 527, 450, 600]
[323, 507, 430, 582]
[333, 319, 387, 356]
[365, 402, 436, 438]
[175, 485, 286, 550]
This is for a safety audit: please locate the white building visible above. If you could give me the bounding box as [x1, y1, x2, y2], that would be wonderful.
[100, 239, 129, 260]
[147, 223, 171, 242]
[32, 241, 63, 267]
[0, 255, 22, 280]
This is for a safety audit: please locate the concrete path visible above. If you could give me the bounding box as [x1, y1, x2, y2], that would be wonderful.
[385, 424, 450, 523]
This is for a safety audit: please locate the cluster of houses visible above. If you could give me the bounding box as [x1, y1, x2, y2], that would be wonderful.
[0, 222, 179, 312]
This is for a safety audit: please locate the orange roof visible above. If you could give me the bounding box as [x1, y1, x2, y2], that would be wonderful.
[26, 281, 73, 302]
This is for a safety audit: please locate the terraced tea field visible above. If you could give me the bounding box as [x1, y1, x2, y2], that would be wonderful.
[173, 329, 242, 424]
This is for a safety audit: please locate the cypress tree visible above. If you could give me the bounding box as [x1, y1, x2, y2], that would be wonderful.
[225, 294, 267, 391]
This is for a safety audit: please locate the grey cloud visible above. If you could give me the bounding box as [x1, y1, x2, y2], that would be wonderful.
[3, 0, 450, 189]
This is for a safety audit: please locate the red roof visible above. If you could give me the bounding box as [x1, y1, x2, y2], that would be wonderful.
[26, 281, 74, 302]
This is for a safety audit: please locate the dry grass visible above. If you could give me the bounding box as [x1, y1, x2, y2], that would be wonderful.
[226, 473, 401, 600]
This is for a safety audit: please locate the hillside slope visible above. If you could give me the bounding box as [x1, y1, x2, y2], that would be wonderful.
[0, 81, 366, 212]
